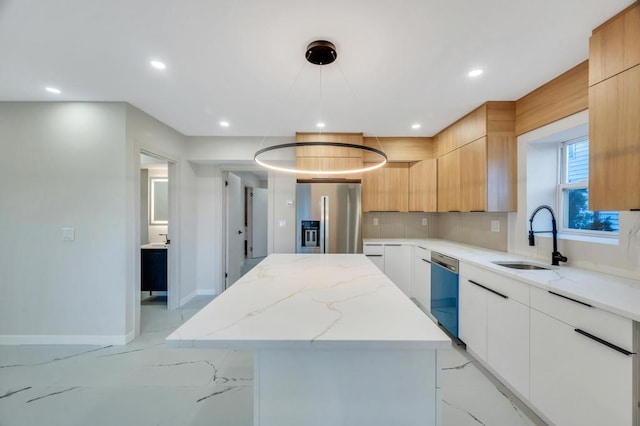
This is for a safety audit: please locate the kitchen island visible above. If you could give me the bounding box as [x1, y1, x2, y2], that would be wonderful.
[166, 254, 451, 426]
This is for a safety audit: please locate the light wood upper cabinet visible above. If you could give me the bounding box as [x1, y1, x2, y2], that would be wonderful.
[436, 102, 517, 212]
[295, 132, 364, 180]
[589, 64, 640, 211]
[362, 163, 409, 212]
[437, 149, 461, 212]
[409, 159, 437, 212]
[589, 3, 640, 86]
[460, 138, 487, 212]
[588, 3, 640, 211]
[363, 137, 434, 162]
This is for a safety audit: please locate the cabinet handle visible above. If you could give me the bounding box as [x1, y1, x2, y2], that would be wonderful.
[385, 244, 401, 246]
[366, 254, 383, 257]
[365, 244, 383, 246]
[469, 210, 486, 213]
[574, 329, 634, 356]
[421, 258, 431, 264]
[548, 291, 592, 308]
[448, 210, 460, 213]
[468, 279, 508, 299]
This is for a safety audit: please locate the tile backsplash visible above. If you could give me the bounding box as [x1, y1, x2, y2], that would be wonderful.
[363, 211, 509, 252]
[363, 212, 431, 239]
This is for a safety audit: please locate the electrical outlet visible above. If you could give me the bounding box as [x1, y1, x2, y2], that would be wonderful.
[62, 227, 75, 241]
[491, 220, 500, 233]
[422, 218, 428, 226]
[373, 218, 379, 226]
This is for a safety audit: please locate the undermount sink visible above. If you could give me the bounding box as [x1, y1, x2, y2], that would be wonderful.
[491, 261, 551, 270]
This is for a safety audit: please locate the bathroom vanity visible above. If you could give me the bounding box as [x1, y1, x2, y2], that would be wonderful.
[141, 244, 167, 292]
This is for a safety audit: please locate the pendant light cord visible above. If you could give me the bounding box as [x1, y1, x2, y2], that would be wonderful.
[334, 57, 384, 152]
[257, 60, 309, 150]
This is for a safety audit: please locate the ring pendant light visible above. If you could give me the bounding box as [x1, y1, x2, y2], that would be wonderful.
[253, 40, 387, 175]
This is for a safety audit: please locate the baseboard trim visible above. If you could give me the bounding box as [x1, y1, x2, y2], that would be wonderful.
[0, 334, 130, 346]
[180, 290, 197, 306]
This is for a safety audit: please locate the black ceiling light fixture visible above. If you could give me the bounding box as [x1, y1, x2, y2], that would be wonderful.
[253, 40, 387, 175]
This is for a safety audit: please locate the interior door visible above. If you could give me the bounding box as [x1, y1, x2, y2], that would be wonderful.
[226, 172, 243, 288]
[251, 188, 268, 258]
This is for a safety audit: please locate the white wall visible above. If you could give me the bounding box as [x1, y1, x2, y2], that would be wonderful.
[187, 137, 297, 294]
[0, 102, 128, 344]
[509, 110, 640, 278]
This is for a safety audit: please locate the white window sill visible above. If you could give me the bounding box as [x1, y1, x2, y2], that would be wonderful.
[536, 232, 619, 246]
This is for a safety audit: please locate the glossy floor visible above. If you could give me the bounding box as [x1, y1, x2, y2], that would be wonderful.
[0, 297, 546, 426]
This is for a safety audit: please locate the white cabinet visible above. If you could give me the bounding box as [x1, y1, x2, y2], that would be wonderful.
[530, 290, 634, 426]
[458, 263, 530, 398]
[363, 244, 385, 272]
[411, 246, 431, 311]
[486, 294, 529, 398]
[458, 276, 487, 362]
[384, 244, 412, 297]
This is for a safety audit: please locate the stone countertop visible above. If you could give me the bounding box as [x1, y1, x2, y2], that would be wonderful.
[364, 238, 640, 322]
[141, 243, 168, 249]
[166, 254, 451, 350]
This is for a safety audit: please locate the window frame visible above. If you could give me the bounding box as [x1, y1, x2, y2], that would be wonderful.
[556, 138, 618, 238]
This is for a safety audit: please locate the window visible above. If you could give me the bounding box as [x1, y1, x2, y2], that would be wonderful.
[558, 139, 618, 234]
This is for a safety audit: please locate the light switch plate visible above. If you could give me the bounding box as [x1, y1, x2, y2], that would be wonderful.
[287, 200, 294, 207]
[62, 227, 75, 241]
[491, 220, 500, 233]
[422, 218, 428, 226]
[373, 218, 379, 226]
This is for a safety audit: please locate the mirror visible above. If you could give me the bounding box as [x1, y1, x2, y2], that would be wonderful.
[150, 177, 168, 224]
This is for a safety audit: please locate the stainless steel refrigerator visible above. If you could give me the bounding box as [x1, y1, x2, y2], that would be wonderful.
[296, 182, 362, 254]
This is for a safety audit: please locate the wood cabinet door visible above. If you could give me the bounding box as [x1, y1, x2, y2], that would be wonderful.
[361, 166, 384, 212]
[383, 163, 409, 212]
[460, 138, 487, 212]
[589, 65, 640, 211]
[589, 3, 640, 85]
[437, 149, 461, 212]
[409, 159, 437, 212]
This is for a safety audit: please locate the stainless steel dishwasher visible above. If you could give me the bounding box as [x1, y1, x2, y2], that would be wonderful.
[430, 251, 459, 338]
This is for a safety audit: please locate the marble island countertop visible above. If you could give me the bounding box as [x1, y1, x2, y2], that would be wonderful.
[166, 254, 451, 350]
[365, 238, 640, 322]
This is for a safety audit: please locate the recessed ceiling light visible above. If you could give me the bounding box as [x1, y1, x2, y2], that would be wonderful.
[220, 121, 230, 127]
[411, 123, 421, 129]
[45, 87, 61, 94]
[468, 69, 483, 77]
[150, 60, 166, 70]
[316, 122, 325, 128]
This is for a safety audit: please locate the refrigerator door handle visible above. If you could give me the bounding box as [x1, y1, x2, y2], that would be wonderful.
[320, 195, 329, 254]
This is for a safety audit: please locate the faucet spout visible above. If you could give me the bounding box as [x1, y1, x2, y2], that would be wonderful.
[528, 205, 567, 266]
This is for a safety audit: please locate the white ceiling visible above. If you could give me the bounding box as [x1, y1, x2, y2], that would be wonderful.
[0, 0, 633, 137]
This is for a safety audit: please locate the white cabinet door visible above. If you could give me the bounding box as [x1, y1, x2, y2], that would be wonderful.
[412, 255, 431, 311]
[384, 244, 412, 296]
[530, 309, 634, 426]
[365, 254, 384, 272]
[363, 244, 384, 272]
[458, 277, 487, 362]
[487, 295, 529, 398]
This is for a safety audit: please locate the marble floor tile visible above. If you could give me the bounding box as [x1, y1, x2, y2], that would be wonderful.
[0, 296, 546, 426]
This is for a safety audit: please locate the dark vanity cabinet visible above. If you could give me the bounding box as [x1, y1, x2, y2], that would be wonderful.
[141, 249, 167, 292]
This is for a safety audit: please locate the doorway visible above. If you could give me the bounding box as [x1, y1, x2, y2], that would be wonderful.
[223, 169, 268, 289]
[138, 152, 178, 332]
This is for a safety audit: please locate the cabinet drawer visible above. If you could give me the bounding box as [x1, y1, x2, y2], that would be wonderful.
[459, 262, 529, 305]
[530, 286, 633, 350]
[363, 244, 384, 256]
[415, 245, 430, 260]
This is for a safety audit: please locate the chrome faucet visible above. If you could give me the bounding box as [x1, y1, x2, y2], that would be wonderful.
[159, 233, 170, 244]
[528, 205, 567, 266]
